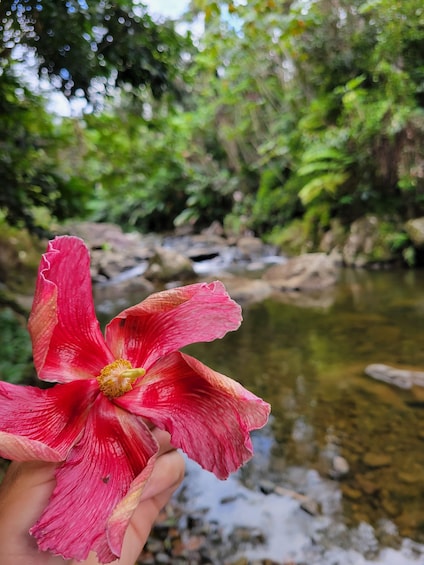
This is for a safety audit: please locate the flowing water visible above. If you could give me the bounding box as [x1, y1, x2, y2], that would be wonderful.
[96, 267, 424, 564]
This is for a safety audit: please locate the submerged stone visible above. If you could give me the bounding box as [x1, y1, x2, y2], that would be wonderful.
[363, 453, 392, 469]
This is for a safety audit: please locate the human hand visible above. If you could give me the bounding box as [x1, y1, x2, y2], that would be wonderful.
[0, 428, 185, 565]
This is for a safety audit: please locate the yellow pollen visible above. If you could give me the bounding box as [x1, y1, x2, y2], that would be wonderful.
[97, 359, 145, 399]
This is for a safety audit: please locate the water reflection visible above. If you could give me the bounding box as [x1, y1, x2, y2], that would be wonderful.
[95, 268, 424, 562]
[183, 269, 424, 558]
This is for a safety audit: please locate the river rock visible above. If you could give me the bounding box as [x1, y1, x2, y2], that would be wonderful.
[405, 217, 424, 247]
[214, 275, 272, 304]
[57, 222, 158, 282]
[355, 474, 379, 495]
[58, 221, 157, 257]
[236, 235, 266, 260]
[381, 496, 401, 518]
[364, 363, 424, 389]
[164, 233, 228, 262]
[329, 455, 350, 480]
[258, 480, 277, 495]
[263, 253, 339, 291]
[52, 221, 289, 295]
[94, 276, 155, 308]
[341, 484, 362, 500]
[144, 247, 196, 282]
[91, 248, 141, 281]
[342, 215, 396, 267]
[397, 471, 420, 484]
[362, 453, 392, 468]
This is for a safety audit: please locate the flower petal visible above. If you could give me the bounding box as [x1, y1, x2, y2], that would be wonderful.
[30, 396, 159, 563]
[0, 380, 97, 461]
[28, 236, 113, 383]
[116, 352, 271, 479]
[105, 281, 242, 370]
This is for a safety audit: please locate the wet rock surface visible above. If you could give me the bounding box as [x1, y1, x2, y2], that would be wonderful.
[263, 253, 339, 291]
[138, 476, 316, 565]
[61, 222, 283, 290]
[144, 247, 196, 282]
[59, 222, 345, 308]
[365, 363, 424, 389]
[139, 504, 275, 565]
[137, 462, 424, 565]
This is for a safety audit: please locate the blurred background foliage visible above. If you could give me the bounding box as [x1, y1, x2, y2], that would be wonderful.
[0, 0, 423, 243]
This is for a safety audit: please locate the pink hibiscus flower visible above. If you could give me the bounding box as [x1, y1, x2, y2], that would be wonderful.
[0, 236, 270, 563]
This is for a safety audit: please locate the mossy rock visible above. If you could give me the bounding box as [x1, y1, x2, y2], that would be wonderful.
[342, 216, 401, 267]
[405, 217, 424, 248]
[267, 219, 315, 256]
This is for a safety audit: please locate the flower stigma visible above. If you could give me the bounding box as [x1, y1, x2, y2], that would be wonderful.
[97, 359, 145, 398]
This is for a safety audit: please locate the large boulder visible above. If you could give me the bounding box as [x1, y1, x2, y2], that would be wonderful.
[58, 221, 151, 253]
[94, 276, 155, 311]
[163, 232, 228, 262]
[263, 253, 339, 291]
[342, 216, 396, 267]
[213, 275, 272, 305]
[236, 235, 266, 260]
[364, 363, 424, 389]
[405, 217, 424, 248]
[144, 247, 196, 283]
[56, 222, 158, 282]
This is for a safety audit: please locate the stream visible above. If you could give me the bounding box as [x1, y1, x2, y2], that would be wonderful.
[95, 266, 424, 564]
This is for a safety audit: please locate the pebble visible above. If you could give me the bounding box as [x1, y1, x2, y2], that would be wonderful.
[137, 501, 286, 565]
[397, 471, 420, 484]
[355, 474, 379, 495]
[341, 484, 362, 500]
[362, 453, 392, 468]
[329, 455, 350, 479]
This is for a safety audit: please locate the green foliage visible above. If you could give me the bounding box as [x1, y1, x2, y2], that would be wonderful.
[249, 167, 299, 234]
[0, 0, 188, 101]
[0, 67, 90, 234]
[174, 162, 238, 228]
[80, 99, 237, 232]
[297, 146, 351, 206]
[81, 0, 424, 246]
[1, 0, 424, 259]
[267, 219, 315, 256]
[0, 0, 192, 234]
[0, 308, 33, 384]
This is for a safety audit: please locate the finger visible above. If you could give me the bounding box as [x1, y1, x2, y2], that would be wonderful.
[0, 461, 57, 533]
[118, 450, 185, 565]
[151, 427, 176, 456]
[78, 450, 185, 565]
[0, 461, 66, 565]
[0, 441, 184, 565]
[140, 447, 185, 502]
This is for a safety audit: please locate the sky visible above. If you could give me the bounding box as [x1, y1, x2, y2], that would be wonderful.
[142, 0, 190, 20]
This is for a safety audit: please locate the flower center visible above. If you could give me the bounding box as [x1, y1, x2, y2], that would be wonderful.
[97, 359, 145, 399]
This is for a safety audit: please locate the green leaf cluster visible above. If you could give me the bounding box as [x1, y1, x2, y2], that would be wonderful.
[0, 308, 32, 384]
[1, 0, 424, 254]
[0, 0, 190, 234]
